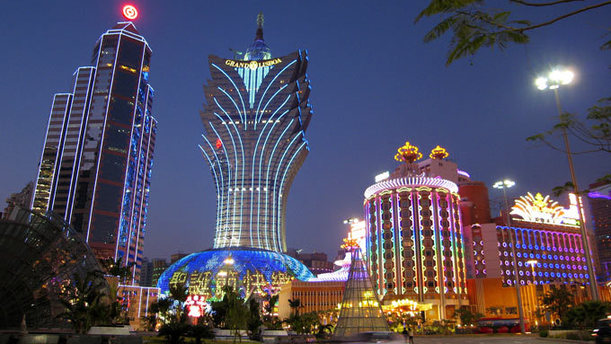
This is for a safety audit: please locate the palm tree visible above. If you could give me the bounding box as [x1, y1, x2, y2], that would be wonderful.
[264, 294, 279, 315]
[58, 270, 111, 333]
[288, 298, 301, 316]
[189, 324, 215, 344]
[541, 286, 574, 322]
[159, 319, 190, 344]
[100, 256, 133, 282]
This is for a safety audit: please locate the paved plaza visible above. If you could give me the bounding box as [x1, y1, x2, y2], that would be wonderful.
[408, 335, 587, 344]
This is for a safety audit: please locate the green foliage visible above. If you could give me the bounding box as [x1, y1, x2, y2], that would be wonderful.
[158, 318, 190, 344]
[57, 270, 113, 334]
[188, 324, 215, 344]
[285, 312, 320, 335]
[416, 0, 530, 65]
[316, 323, 334, 339]
[210, 286, 239, 328]
[539, 329, 548, 337]
[141, 315, 158, 332]
[247, 297, 263, 341]
[264, 294, 279, 315]
[100, 256, 134, 282]
[288, 298, 302, 316]
[527, 97, 611, 155]
[416, 0, 610, 65]
[423, 320, 455, 335]
[210, 286, 251, 343]
[262, 294, 282, 329]
[455, 307, 484, 326]
[564, 301, 611, 329]
[541, 285, 574, 321]
[169, 283, 189, 304]
[149, 283, 189, 328]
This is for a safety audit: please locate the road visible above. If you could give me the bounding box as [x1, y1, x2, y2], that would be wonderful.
[409, 335, 588, 343]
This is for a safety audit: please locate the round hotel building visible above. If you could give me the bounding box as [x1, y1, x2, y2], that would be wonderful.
[364, 166, 469, 319]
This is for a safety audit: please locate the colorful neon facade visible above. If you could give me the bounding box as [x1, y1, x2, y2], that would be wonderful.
[364, 176, 468, 313]
[510, 192, 580, 226]
[31, 22, 157, 284]
[496, 225, 588, 286]
[490, 192, 589, 286]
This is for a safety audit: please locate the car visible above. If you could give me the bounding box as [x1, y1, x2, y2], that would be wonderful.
[593, 319, 611, 344]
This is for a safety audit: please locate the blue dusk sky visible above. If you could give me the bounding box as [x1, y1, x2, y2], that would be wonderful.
[0, 1, 609, 260]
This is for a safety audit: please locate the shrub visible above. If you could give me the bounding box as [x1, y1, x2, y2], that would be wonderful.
[539, 329, 548, 337]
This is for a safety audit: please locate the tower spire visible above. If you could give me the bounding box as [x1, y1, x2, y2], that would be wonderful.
[244, 12, 271, 60]
[255, 12, 264, 41]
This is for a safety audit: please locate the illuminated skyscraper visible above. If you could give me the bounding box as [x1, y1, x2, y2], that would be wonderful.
[199, 13, 312, 251]
[32, 22, 157, 283]
[157, 14, 313, 300]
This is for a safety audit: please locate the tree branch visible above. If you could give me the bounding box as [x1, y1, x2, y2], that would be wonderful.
[517, 1, 611, 32]
[457, 2, 611, 34]
[462, 10, 517, 31]
[509, 0, 584, 7]
[567, 126, 602, 147]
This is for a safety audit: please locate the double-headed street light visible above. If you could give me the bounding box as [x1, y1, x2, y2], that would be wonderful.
[535, 69, 574, 91]
[493, 179, 526, 334]
[493, 179, 516, 190]
[534, 67, 599, 300]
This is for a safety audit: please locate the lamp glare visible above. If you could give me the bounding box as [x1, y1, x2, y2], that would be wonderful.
[560, 70, 574, 85]
[535, 77, 548, 90]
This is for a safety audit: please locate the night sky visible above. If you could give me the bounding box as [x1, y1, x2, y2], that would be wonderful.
[0, 1, 609, 261]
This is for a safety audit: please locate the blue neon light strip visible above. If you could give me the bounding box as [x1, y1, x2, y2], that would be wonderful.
[213, 98, 246, 246]
[265, 117, 295, 250]
[214, 112, 241, 245]
[201, 132, 226, 247]
[236, 66, 272, 109]
[254, 60, 297, 128]
[273, 133, 305, 250]
[249, 97, 291, 249]
[199, 144, 221, 238]
[209, 123, 233, 246]
[276, 141, 307, 249]
[211, 63, 247, 129]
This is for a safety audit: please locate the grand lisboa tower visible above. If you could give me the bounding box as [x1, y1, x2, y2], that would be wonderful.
[158, 14, 314, 299]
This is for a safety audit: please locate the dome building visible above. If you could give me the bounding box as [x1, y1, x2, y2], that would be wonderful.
[363, 142, 468, 320]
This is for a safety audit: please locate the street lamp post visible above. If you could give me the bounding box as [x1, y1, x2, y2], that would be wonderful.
[493, 179, 526, 334]
[526, 259, 538, 286]
[535, 68, 599, 300]
[526, 259, 539, 325]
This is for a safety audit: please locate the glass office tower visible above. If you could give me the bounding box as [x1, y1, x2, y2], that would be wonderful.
[199, 14, 312, 252]
[32, 22, 157, 284]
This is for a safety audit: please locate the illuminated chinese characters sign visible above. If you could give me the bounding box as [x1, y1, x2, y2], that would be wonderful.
[510, 192, 580, 226]
[225, 58, 282, 69]
[168, 269, 293, 300]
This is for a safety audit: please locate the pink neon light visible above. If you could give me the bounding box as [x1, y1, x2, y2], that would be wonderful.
[364, 176, 458, 198]
[122, 5, 138, 20]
